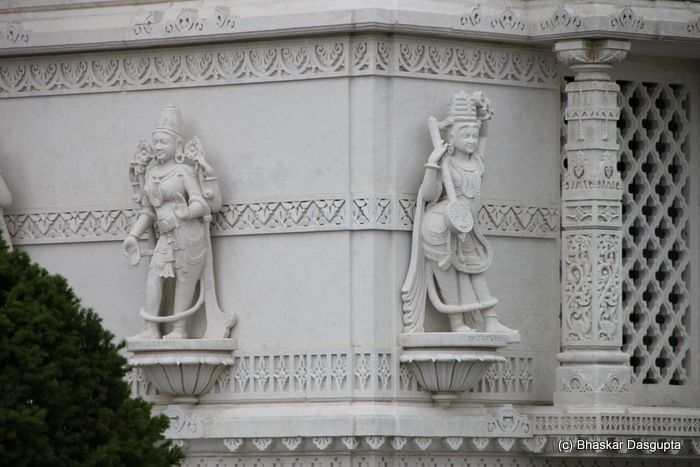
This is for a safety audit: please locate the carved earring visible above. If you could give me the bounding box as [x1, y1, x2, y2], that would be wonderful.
[446, 143, 455, 157]
[175, 147, 185, 164]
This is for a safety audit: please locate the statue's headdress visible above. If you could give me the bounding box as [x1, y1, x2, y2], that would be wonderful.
[447, 90, 478, 125]
[153, 104, 185, 139]
[439, 90, 493, 130]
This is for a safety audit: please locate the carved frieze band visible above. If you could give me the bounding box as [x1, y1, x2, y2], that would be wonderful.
[128, 350, 537, 402]
[176, 435, 699, 464]
[5, 196, 558, 245]
[0, 35, 558, 98]
[534, 414, 700, 436]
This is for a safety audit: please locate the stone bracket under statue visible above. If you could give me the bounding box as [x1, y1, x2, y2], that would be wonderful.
[127, 339, 237, 404]
[400, 332, 509, 407]
[399, 91, 520, 406]
[124, 105, 236, 403]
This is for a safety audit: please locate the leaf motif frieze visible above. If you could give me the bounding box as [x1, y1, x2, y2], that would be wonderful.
[5, 197, 558, 245]
[0, 36, 557, 98]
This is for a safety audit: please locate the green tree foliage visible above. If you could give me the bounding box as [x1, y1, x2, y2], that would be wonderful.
[0, 239, 183, 467]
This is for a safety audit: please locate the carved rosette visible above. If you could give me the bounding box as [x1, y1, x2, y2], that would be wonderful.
[127, 339, 236, 403]
[554, 39, 631, 406]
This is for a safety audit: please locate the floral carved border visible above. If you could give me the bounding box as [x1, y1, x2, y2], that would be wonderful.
[4, 195, 559, 245]
[128, 349, 536, 402]
[0, 35, 558, 98]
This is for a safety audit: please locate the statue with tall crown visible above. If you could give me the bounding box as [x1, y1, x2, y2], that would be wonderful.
[123, 105, 235, 339]
[401, 91, 518, 340]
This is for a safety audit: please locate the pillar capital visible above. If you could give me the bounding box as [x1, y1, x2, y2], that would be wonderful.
[555, 39, 631, 78]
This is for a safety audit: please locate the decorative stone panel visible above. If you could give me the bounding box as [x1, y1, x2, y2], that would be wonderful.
[4, 197, 558, 245]
[617, 81, 692, 385]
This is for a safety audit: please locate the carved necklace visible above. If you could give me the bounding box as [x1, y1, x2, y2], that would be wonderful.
[147, 165, 178, 207]
[448, 157, 481, 198]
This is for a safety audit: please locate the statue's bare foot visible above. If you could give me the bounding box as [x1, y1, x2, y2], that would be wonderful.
[449, 315, 473, 332]
[483, 316, 521, 342]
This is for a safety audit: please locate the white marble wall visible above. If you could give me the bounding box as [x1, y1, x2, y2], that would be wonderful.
[0, 35, 561, 404]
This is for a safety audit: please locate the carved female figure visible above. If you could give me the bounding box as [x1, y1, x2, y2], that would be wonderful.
[123, 105, 235, 339]
[402, 91, 518, 338]
[0, 168, 12, 249]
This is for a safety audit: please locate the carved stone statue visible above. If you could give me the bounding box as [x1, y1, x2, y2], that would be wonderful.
[401, 91, 518, 339]
[123, 105, 235, 339]
[0, 168, 12, 249]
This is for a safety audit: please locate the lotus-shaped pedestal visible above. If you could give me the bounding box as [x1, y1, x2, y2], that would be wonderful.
[400, 333, 508, 407]
[127, 339, 236, 404]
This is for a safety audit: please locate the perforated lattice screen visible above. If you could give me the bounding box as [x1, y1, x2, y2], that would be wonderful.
[618, 81, 691, 385]
[562, 79, 692, 386]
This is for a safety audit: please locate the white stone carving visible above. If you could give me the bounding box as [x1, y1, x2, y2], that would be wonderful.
[444, 437, 463, 450]
[688, 15, 700, 34]
[610, 6, 645, 31]
[489, 6, 525, 32]
[391, 437, 407, 450]
[281, 437, 302, 451]
[223, 438, 244, 452]
[401, 90, 518, 338]
[123, 105, 235, 339]
[692, 439, 700, 454]
[554, 39, 632, 407]
[539, 6, 581, 32]
[132, 6, 236, 37]
[311, 437, 332, 450]
[171, 439, 188, 450]
[0, 22, 30, 45]
[127, 339, 236, 403]
[340, 436, 359, 450]
[470, 437, 490, 451]
[457, 5, 525, 33]
[129, 348, 536, 401]
[495, 437, 515, 452]
[121, 108, 236, 401]
[400, 333, 508, 407]
[520, 436, 546, 453]
[394, 38, 556, 87]
[163, 9, 205, 35]
[0, 168, 11, 248]
[459, 5, 482, 28]
[162, 405, 203, 438]
[133, 11, 163, 36]
[413, 437, 431, 451]
[3, 198, 559, 245]
[486, 405, 530, 436]
[215, 6, 237, 30]
[252, 438, 273, 451]
[617, 81, 691, 386]
[534, 412, 700, 436]
[0, 36, 558, 98]
[365, 436, 385, 450]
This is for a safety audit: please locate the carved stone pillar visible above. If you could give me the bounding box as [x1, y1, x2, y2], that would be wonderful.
[553, 39, 632, 406]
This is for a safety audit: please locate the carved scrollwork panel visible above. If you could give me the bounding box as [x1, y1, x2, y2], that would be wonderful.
[563, 233, 594, 343]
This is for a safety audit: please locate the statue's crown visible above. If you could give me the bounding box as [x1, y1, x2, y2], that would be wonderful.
[153, 104, 185, 138]
[447, 91, 478, 124]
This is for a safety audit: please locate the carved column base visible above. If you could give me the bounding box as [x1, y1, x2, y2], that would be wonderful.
[399, 333, 508, 408]
[553, 350, 630, 406]
[127, 339, 237, 404]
